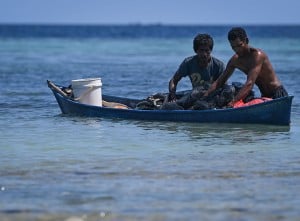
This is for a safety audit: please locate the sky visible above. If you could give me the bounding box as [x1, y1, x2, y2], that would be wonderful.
[0, 0, 300, 25]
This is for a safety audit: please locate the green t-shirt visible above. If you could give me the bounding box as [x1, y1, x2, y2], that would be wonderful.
[177, 55, 225, 88]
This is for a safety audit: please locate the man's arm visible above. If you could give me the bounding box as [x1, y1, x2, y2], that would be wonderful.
[168, 71, 182, 102]
[204, 59, 235, 97]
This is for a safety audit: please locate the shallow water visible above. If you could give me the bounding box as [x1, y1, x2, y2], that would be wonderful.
[1, 25, 300, 221]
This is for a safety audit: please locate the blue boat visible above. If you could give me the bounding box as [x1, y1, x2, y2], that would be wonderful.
[48, 80, 293, 126]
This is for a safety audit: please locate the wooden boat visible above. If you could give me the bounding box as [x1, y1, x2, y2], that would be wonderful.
[47, 80, 293, 126]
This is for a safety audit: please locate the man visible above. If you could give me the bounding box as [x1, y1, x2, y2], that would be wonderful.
[205, 27, 288, 107]
[168, 33, 225, 102]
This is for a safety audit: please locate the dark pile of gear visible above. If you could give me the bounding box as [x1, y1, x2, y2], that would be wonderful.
[135, 82, 255, 110]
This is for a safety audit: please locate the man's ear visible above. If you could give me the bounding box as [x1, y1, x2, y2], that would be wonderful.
[245, 37, 249, 44]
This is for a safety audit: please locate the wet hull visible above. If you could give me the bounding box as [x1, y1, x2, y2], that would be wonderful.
[48, 81, 293, 126]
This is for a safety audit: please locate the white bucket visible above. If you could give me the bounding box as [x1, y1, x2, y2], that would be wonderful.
[71, 78, 103, 106]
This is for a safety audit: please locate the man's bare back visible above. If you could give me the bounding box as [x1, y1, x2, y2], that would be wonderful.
[230, 47, 282, 97]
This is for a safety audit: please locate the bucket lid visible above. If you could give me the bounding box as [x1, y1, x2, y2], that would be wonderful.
[71, 78, 102, 86]
[72, 78, 101, 83]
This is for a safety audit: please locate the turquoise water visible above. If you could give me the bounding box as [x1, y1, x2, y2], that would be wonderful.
[1, 25, 300, 221]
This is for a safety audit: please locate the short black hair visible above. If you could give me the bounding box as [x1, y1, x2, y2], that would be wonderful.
[193, 33, 214, 53]
[228, 27, 248, 43]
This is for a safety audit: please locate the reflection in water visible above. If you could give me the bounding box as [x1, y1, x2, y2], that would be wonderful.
[60, 114, 291, 144]
[62, 114, 291, 133]
[129, 120, 291, 142]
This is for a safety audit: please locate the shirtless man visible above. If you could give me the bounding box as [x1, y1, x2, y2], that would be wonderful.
[205, 27, 288, 107]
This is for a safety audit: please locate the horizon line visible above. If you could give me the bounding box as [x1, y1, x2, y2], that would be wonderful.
[0, 22, 300, 26]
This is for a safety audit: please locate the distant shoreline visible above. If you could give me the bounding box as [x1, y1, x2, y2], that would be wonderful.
[0, 23, 299, 27]
[1, 24, 299, 39]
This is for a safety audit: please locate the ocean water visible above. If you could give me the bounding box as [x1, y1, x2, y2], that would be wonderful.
[0, 25, 300, 221]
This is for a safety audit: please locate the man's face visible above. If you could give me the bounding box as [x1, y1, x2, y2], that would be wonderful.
[196, 44, 211, 67]
[230, 38, 248, 56]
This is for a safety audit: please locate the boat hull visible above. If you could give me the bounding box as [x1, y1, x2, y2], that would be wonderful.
[49, 84, 293, 126]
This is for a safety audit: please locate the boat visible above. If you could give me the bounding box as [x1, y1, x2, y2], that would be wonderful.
[47, 80, 293, 126]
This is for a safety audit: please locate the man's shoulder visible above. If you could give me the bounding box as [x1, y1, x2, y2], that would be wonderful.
[182, 55, 198, 63]
[211, 56, 225, 67]
[227, 54, 240, 67]
[211, 56, 224, 64]
[249, 47, 267, 57]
